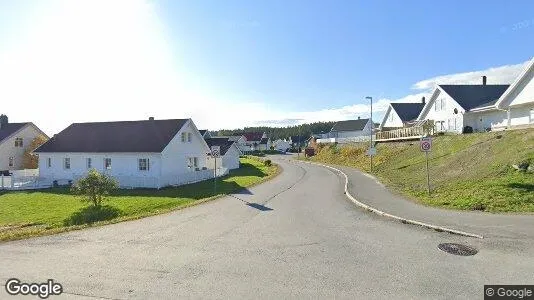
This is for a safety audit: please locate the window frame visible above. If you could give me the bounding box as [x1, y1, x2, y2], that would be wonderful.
[181, 132, 187, 142]
[187, 132, 192, 142]
[64, 158, 71, 170]
[14, 137, 23, 147]
[86, 158, 92, 169]
[138, 158, 149, 171]
[47, 157, 52, 168]
[193, 157, 198, 168]
[104, 158, 112, 170]
[8, 157, 14, 167]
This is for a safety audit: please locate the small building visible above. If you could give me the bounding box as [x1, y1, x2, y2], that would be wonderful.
[205, 137, 241, 170]
[318, 118, 373, 143]
[34, 118, 213, 188]
[379, 100, 426, 130]
[198, 130, 212, 139]
[0, 114, 48, 172]
[273, 139, 290, 152]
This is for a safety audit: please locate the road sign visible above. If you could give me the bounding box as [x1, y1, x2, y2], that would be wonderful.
[367, 147, 377, 156]
[420, 137, 432, 152]
[211, 146, 221, 158]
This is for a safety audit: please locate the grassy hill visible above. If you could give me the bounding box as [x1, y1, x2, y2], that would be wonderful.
[309, 129, 534, 212]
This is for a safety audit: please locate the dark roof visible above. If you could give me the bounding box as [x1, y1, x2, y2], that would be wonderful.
[331, 119, 369, 132]
[227, 135, 243, 142]
[199, 130, 208, 136]
[243, 132, 264, 141]
[205, 137, 236, 155]
[35, 119, 189, 153]
[439, 84, 510, 111]
[0, 123, 30, 144]
[259, 137, 269, 145]
[390, 103, 426, 122]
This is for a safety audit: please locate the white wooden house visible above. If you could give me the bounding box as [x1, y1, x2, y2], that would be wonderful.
[34, 118, 215, 188]
[205, 137, 241, 170]
[417, 77, 510, 133]
[495, 57, 534, 128]
[0, 114, 48, 172]
[318, 118, 373, 143]
[379, 101, 426, 130]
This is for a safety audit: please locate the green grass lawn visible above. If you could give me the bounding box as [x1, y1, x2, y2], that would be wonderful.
[308, 129, 534, 213]
[0, 157, 279, 241]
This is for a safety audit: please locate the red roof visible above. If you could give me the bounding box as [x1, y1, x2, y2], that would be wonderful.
[243, 132, 264, 142]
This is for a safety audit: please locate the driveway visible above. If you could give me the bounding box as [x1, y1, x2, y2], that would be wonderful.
[1, 156, 533, 299]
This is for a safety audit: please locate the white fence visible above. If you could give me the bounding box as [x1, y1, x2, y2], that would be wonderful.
[317, 135, 375, 144]
[1, 168, 230, 190]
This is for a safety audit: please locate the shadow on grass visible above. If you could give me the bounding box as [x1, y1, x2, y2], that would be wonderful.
[63, 205, 122, 226]
[507, 183, 534, 192]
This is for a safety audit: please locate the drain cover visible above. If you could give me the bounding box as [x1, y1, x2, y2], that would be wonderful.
[438, 243, 477, 256]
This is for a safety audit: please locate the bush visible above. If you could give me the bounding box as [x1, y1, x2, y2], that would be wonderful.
[63, 205, 121, 226]
[71, 169, 119, 207]
[462, 126, 473, 134]
[264, 159, 272, 166]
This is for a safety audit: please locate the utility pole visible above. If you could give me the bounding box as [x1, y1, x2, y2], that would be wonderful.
[366, 96, 373, 172]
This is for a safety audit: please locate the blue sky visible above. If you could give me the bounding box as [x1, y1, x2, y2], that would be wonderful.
[155, 0, 534, 110]
[0, 0, 533, 134]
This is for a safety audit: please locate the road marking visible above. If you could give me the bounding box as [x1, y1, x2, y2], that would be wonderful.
[296, 160, 484, 239]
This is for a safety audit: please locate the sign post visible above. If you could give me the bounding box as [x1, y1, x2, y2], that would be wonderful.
[420, 137, 432, 195]
[211, 146, 221, 194]
[367, 146, 377, 172]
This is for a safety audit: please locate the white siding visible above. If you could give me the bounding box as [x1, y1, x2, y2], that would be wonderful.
[0, 124, 47, 171]
[206, 144, 241, 170]
[160, 120, 210, 184]
[509, 107, 534, 126]
[419, 89, 464, 133]
[273, 140, 290, 151]
[509, 69, 534, 107]
[382, 107, 404, 128]
[38, 153, 162, 184]
[464, 110, 508, 132]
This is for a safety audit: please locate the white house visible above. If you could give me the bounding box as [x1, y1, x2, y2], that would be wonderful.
[205, 137, 241, 170]
[495, 57, 534, 128]
[243, 132, 269, 151]
[379, 100, 426, 130]
[273, 139, 291, 152]
[318, 118, 373, 143]
[417, 76, 510, 133]
[34, 118, 213, 188]
[0, 114, 48, 172]
[217, 135, 249, 153]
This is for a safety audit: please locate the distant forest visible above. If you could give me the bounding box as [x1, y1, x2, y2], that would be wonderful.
[212, 121, 335, 140]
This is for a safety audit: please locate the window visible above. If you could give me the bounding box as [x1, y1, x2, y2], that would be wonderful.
[86, 158, 92, 169]
[434, 101, 439, 111]
[8, 157, 14, 167]
[447, 119, 451, 130]
[441, 98, 446, 110]
[14, 138, 23, 147]
[193, 157, 198, 168]
[104, 158, 112, 170]
[389, 112, 394, 121]
[138, 158, 149, 171]
[47, 158, 51, 168]
[187, 132, 192, 142]
[64, 158, 70, 169]
[181, 132, 187, 142]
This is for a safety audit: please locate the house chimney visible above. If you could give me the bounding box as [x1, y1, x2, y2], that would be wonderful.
[422, 96, 426, 104]
[482, 76, 487, 86]
[149, 117, 154, 121]
[0, 114, 8, 129]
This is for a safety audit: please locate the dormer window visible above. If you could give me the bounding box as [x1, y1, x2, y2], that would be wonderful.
[14, 138, 23, 147]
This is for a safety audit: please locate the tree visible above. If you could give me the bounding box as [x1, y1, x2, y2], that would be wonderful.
[22, 136, 48, 169]
[71, 169, 119, 207]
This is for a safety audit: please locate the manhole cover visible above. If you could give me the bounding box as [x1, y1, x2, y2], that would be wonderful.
[438, 243, 477, 256]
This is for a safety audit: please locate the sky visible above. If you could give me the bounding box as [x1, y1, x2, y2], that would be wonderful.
[0, 0, 533, 135]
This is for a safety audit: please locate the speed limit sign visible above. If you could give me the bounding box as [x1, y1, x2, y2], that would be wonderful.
[420, 137, 432, 152]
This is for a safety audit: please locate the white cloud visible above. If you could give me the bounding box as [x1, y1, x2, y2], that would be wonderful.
[0, 1, 530, 134]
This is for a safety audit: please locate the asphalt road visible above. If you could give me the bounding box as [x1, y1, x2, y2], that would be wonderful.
[1, 156, 533, 299]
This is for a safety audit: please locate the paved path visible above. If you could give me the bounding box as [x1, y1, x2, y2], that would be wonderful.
[1, 156, 533, 299]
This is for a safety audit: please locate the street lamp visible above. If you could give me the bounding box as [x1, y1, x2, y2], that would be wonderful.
[365, 96, 373, 172]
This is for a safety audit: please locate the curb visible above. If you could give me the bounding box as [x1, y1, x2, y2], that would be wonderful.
[295, 160, 484, 239]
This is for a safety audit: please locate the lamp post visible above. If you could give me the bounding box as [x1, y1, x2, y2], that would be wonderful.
[365, 96, 373, 172]
[297, 124, 301, 158]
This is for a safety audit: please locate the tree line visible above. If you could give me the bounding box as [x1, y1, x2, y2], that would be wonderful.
[212, 121, 336, 141]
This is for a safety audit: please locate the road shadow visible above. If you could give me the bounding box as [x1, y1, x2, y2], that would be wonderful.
[228, 194, 274, 212]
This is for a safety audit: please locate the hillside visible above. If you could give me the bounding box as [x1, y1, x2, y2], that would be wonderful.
[310, 129, 534, 212]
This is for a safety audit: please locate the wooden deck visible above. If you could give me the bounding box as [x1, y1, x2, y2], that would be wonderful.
[376, 121, 433, 142]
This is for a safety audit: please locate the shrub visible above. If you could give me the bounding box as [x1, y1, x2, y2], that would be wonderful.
[264, 159, 272, 166]
[71, 169, 119, 207]
[63, 205, 121, 226]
